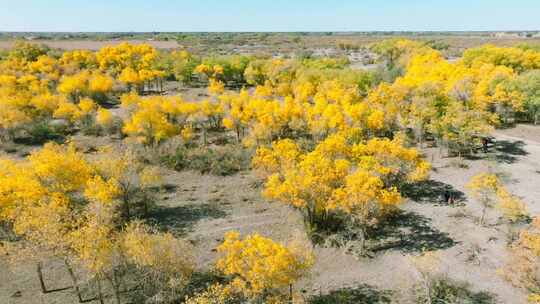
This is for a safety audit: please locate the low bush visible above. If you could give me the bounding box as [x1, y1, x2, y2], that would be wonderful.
[415, 276, 496, 304]
[162, 145, 250, 176]
[13, 120, 65, 145]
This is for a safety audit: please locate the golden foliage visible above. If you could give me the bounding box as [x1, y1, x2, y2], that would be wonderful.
[253, 133, 429, 232]
[468, 173, 528, 224]
[216, 231, 313, 298]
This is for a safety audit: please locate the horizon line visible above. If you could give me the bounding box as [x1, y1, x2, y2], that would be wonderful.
[2, 30, 540, 34]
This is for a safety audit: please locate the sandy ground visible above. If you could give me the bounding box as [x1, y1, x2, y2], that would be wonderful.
[2, 125, 540, 303]
[495, 124, 540, 144]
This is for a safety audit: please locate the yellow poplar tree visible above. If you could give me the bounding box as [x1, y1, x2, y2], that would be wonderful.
[216, 231, 313, 301]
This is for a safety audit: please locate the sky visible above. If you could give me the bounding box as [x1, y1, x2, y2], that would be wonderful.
[1, 0, 539, 32]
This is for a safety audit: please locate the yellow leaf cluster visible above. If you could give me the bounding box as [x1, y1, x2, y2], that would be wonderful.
[121, 94, 203, 145]
[122, 222, 194, 283]
[216, 231, 313, 297]
[253, 133, 429, 228]
[467, 173, 528, 222]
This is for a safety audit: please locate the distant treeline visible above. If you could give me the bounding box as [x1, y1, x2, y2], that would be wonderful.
[1, 31, 539, 42]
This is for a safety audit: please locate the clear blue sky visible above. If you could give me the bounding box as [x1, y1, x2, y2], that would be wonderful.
[1, 0, 539, 32]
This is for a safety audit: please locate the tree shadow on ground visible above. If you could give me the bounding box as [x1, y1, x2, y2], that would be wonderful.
[161, 183, 179, 193]
[146, 203, 227, 237]
[493, 140, 528, 164]
[309, 285, 392, 304]
[13, 133, 65, 146]
[461, 139, 528, 164]
[182, 271, 228, 298]
[467, 292, 498, 304]
[370, 211, 457, 254]
[402, 180, 466, 206]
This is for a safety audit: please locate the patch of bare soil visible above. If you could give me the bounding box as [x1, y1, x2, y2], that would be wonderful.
[495, 124, 540, 144]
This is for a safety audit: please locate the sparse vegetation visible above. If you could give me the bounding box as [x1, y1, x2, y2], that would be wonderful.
[163, 145, 250, 176]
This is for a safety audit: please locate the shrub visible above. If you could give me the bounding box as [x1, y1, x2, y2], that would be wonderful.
[162, 146, 190, 171]
[162, 145, 250, 176]
[15, 120, 64, 145]
[426, 277, 495, 304]
[80, 119, 101, 136]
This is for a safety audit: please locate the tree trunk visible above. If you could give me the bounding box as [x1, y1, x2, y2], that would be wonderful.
[143, 198, 149, 218]
[36, 262, 48, 294]
[305, 208, 312, 232]
[123, 190, 131, 221]
[202, 127, 207, 146]
[423, 274, 432, 304]
[64, 259, 84, 303]
[108, 270, 122, 304]
[358, 225, 367, 256]
[289, 284, 293, 304]
[480, 203, 488, 226]
[96, 276, 105, 304]
[417, 124, 424, 148]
